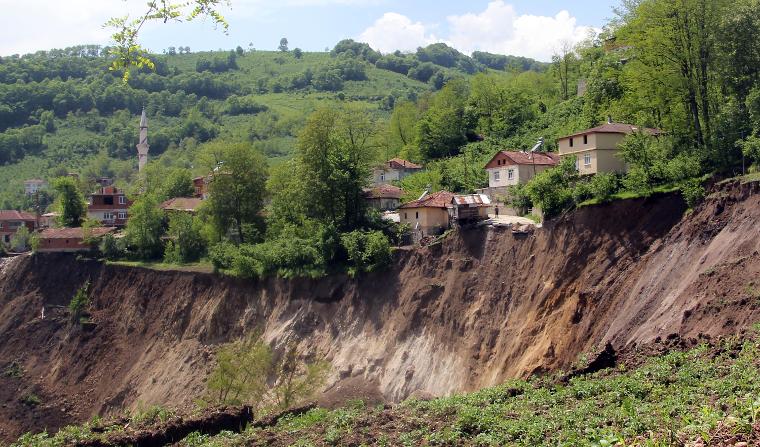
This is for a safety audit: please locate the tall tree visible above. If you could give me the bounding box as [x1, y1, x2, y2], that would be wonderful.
[52, 177, 86, 228]
[296, 105, 378, 230]
[278, 37, 289, 52]
[124, 194, 165, 260]
[202, 142, 268, 244]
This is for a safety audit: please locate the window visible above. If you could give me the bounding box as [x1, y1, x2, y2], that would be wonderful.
[415, 211, 419, 219]
[583, 135, 588, 144]
[380, 173, 385, 181]
[569, 137, 574, 147]
[118, 196, 126, 205]
[117, 212, 127, 220]
[493, 171, 500, 181]
[404, 213, 407, 219]
[508, 169, 515, 180]
[584, 153, 592, 166]
[103, 212, 114, 221]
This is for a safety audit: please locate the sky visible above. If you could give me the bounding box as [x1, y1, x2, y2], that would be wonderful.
[0, 0, 620, 62]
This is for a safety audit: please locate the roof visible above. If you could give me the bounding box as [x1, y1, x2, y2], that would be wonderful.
[561, 122, 662, 139]
[364, 184, 403, 200]
[0, 210, 36, 221]
[398, 191, 455, 209]
[387, 158, 422, 170]
[40, 226, 116, 239]
[484, 151, 559, 169]
[91, 186, 125, 196]
[160, 197, 203, 212]
[452, 194, 491, 207]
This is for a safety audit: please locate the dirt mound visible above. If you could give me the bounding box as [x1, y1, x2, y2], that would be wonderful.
[1, 180, 760, 441]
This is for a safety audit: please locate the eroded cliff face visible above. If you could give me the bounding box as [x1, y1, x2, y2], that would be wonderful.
[2, 180, 760, 440]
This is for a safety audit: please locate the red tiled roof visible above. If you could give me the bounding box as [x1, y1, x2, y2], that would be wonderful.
[561, 122, 662, 139]
[364, 184, 403, 199]
[398, 191, 455, 209]
[160, 197, 203, 212]
[484, 151, 559, 169]
[40, 227, 116, 239]
[0, 210, 36, 221]
[387, 158, 422, 170]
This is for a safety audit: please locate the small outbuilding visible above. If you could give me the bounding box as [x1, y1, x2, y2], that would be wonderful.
[37, 227, 117, 253]
[363, 184, 404, 211]
[450, 194, 491, 224]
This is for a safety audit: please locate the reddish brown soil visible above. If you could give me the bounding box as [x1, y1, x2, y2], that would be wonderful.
[1, 179, 760, 442]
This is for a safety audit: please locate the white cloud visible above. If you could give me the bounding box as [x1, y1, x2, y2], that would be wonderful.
[357, 12, 437, 53]
[357, 1, 598, 61]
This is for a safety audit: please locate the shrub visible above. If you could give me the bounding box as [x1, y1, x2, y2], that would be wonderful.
[68, 281, 90, 324]
[681, 179, 705, 209]
[340, 230, 392, 276]
[589, 172, 620, 202]
[163, 213, 206, 264]
[208, 241, 238, 272]
[525, 156, 578, 219]
[98, 233, 122, 259]
[571, 179, 593, 205]
[505, 184, 532, 215]
[9, 225, 31, 252]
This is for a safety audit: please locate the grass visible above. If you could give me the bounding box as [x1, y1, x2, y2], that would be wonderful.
[11, 333, 760, 446]
[105, 259, 214, 273]
[577, 184, 682, 208]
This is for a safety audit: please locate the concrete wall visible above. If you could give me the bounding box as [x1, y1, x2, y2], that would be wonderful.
[561, 149, 627, 175]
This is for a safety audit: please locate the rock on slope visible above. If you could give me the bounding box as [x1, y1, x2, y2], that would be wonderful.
[1, 179, 759, 441]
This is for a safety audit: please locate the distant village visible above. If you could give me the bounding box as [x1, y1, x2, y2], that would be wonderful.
[0, 108, 657, 253]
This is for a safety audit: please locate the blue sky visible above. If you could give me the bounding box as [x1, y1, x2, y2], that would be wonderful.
[0, 0, 620, 61]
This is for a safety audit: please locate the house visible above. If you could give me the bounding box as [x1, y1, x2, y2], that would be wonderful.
[192, 176, 209, 199]
[372, 158, 422, 186]
[398, 191, 454, 238]
[87, 186, 132, 227]
[160, 197, 203, 214]
[558, 120, 661, 175]
[37, 226, 116, 253]
[450, 194, 491, 223]
[0, 210, 37, 245]
[484, 151, 559, 191]
[23, 179, 47, 195]
[40, 212, 60, 228]
[363, 184, 403, 211]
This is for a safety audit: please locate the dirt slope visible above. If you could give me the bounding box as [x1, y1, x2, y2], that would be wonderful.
[1, 180, 759, 441]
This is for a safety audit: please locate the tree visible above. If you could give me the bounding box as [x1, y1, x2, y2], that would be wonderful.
[235, 45, 244, 56]
[296, 105, 378, 230]
[524, 156, 578, 219]
[124, 194, 165, 260]
[386, 100, 419, 160]
[52, 176, 86, 227]
[292, 47, 303, 59]
[278, 37, 289, 52]
[416, 79, 473, 160]
[552, 41, 577, 101]
[202, 142, 268, 244]
[9, 225, 31, 252]
[164, 213, 206, 263]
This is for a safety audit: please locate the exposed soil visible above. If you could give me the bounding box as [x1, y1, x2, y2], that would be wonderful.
[1, 179, 760, 442]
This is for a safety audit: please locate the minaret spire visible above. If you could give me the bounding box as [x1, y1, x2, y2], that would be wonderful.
[136, 107, 149, 172]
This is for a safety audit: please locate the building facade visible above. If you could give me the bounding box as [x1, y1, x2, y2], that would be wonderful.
[372, 158, 422, 186]
[87, 186, 132, 227]
[37, 227, 116, 253]
[557, 121, 661, 175]
[364, 184, 403, 211]
[0, 210, 36, 245]
[23, 179, 47, 195]
[398, 191, 454, 239]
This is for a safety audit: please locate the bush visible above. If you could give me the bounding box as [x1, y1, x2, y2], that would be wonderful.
[589, 173, 620, 202]
[98, 233, 122, 259]
[505, 184, 532, 215]
[571, 179, 593, 205]
[163, 213, 206, 264]
[208, 241, 238, 272]
[525, 156, 578, 219]
[680, 179, 705, 209]
[68, 281, 90, 324]
[9, 225, 31, 252]
[340, 230, 392, 276]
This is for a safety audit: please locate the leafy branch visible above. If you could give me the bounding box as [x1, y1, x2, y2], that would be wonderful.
[104, 0, 230, 81]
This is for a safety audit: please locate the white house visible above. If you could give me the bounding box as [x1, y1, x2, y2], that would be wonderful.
[484, 151, 559, 190]
[371, 158, 422, 186]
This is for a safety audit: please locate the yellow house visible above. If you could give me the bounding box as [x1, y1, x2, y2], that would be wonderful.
[557, 121, 661, 175]
[398, 191, 454, 238]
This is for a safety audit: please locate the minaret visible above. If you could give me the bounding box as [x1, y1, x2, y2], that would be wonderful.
[136, 108, 149, 172]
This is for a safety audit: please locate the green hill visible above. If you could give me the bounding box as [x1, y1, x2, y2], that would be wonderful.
[0, 40, 550, 209]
